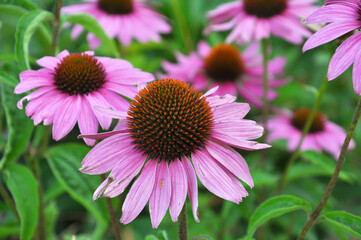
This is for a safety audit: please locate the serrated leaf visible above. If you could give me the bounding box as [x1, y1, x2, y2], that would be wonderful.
[321, 211, 361, 238]
[45, 144, 108, 239]
[300, 151, 357, 183]
[4, 163, 39, 240]
[245, 195, 311, 240]
[63, 14, 119, 58]
[15, 10, 53, 70]
[0, 83, 34, 170]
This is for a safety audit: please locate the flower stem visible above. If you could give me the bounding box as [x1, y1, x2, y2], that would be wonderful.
[170, 0, 194, 52]
[297, 96, 361, 240]
[51, 0, 63, 56]
[101, 174, 122, 240]
[261, 38, 270, 135]
[178, 203, 189, 240]
[0, 181, 20, 220]
[278, 75, 328, 193]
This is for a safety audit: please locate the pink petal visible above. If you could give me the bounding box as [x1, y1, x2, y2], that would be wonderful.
[149, 161, 171, 228]
[78, 96, 98, 146]
[120, 160, 157, 225]
[205, 141, 253, 187]
[52, 95, 81, 141]
[169, 159, 188, 222]
[182, 157, 199, 222]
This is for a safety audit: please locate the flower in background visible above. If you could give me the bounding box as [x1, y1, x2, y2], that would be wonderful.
[80, 79, 270, 228]
[268, 108, 354, 158]
[303, 0, 361, 95]
[205, 0, 318, 44]
[14, 50, 154, 145]
[161, 42, 288, 107]
[62, 0, 171, 49]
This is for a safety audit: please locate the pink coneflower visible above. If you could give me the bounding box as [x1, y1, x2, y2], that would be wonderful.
[79, 79, 270, 228]
[303, 0, 361, 95]
[161, 42, 287, 107]
[14, 50, 154, 145]
[205, 0, 318, 44]
[268, 108, 354, 158]
[62, 0, 171, 49]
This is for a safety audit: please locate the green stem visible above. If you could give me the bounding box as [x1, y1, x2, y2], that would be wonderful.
[170, 0, 194, 52]
[297, 97, 361, 240]
[261, 38, 269, 135]
[278, 76, 328, 192]
[101, 174, 122, 240]
[178, 203, 188, 240]
[0, 180, 20, 220]
[51, 0, 63, 56]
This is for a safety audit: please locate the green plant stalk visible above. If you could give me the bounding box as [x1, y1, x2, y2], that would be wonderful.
[0, 181, 20, 220]
[170, 0, 194, 52]
[278, 76, 329, 192]
[178, 203, 188, 240]
[261, 38, 270, 135]
[51, 0, 63, 56]
[101, 174, 122, 240]
[297, 97, 361, 240]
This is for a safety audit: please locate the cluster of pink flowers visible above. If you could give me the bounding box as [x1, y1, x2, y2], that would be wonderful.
[14, 0, 358, 229]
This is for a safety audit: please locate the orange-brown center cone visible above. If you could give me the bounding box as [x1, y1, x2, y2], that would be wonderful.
[127, 79, 214, 162]
[243, 0, 287, 18]
[204, 44, 245, 82]
[98, 0, 133, 15]
[54, 53, 106, 95]
[291, 108, 325, 133]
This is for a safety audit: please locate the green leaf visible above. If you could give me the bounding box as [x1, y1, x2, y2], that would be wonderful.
[300, 151, 357, 183]
[0, 83, 34, 170]
[0, 4, 27, 17]
[45, 144, 108, 239]
[145, 236, 159, 240]
[4, 163, 39, 240]
[0, 222, 20, 239]
[0, 0, 37, 10]
[63, 14, 119, 58]
[15, 10, 53, 70]
[245, 195, 311, 240]
[321, 211, 361, 238]
[0, 71, 18, 87]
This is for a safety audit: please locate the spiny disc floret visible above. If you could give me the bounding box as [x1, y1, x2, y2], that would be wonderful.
[98, 0, 133, 15]
[291, 108, 325, 133]
[243, 0, 287, 18]
[204, 44, 245, 82]
[127, 79, 214, 161]
[54, 53, 106, 95]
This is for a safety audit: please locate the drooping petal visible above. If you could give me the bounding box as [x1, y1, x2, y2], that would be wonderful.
[169, 159, 188, 222]
[120, 160, 157, 225]
[149, 161, 171, 228]
[181, 157, 199, 222]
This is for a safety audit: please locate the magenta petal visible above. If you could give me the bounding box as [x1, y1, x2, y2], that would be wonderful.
[169, 159, 188, 222]
[149, 161, 171, 228]
[206, 141, 253, 187]
[86, 92, 113, 130]
[120, 160, 157, 225]
[352, 49, 361, 95]
[213, 102, 250, 120]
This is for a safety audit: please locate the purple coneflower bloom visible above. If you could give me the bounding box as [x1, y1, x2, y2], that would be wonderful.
[14, 50, 154, 145]
[62, 0, 171, 49]
[80, 79, 270, 228]
[205, 0, 318, 44]
[268, 108, 354, 158]
[161, 42, 288, 107]
[303, 0, 361, 95]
